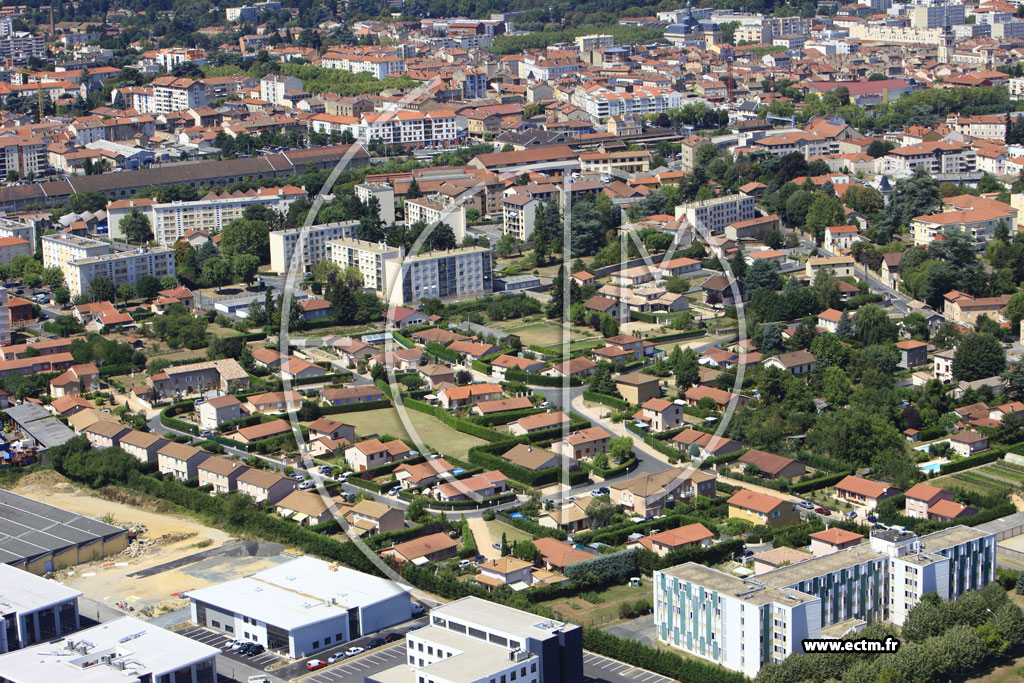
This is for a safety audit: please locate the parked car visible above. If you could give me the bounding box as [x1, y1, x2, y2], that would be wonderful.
[246, 644, 265, 656]
[815, 507, 831, 516]
[306, 660, 326, 671]
[798, 501, 814, 510]
[492, 542, 501, 549]
[867, 515, 878, 523]
[597, 487, 610, 495]
[299, 481, 315, 490]
[336, 473, 348, 482]
[388, 486, 401, 496]
[368, 638, 385, 649]
[412, 602, 425, 614]
[590, 489, 604, 497]
[327, 653, 346, 664]
[345, 646, 364, 656]
[384, 633, 403, 643]
[291, 474, 306, 481]
[845, 511, 857, 520]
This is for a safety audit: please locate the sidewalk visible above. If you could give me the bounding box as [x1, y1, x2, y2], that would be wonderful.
[570, 395, 672, 466]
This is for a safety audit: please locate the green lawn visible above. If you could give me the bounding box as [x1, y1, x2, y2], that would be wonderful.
[486, 519, 535, 546]
[207, 324, 242, 338]
[500, 321, 590, 348]
[540, 579, 652, 627]
[338, 407, 487, 458]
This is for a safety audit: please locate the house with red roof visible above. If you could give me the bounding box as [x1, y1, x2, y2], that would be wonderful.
[384, 306, 428, 329]
[834, 475, 901, 509]
[637, 397, 684, 431]
[626, 523, 714, 556]
[905, 483, 955, 519]
[810, 528, 863, 556]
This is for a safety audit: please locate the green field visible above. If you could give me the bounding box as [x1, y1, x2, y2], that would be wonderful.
[501, 322, 591, 348]
[338, 407, 487, 458]
[541, 579, 652, 627]
[936, 463, 1024, 496]
[486, 519, 535, 546]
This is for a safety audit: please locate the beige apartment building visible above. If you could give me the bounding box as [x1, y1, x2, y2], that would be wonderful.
[42, 234, 110, 273]
[66, 247, 175, 297]
[675, 194, 756, 236]
[268, 221, 357, 275]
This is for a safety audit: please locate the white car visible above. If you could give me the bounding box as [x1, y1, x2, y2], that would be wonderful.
[345, 646, 365, 656]
[327, 652, 346, 664]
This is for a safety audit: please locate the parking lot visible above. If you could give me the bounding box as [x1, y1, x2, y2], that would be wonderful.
[305, 643, 408, 682]
[177, 625, 283, 670]
[583, 652, 676, 683]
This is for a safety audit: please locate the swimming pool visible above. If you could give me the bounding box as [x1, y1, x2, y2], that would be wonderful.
[919, 462, 943, 473]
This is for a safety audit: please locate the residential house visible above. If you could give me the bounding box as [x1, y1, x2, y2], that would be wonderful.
[279, 357, 327, 381]
[48, 363, 99, 398]
[384, 306, 429, 329]
[275, 491, 342, 526]
[475, 557, 535, 589]
[307, 417, 356, 444]
[896, 340, 928, 369]
[321, 385, 385, 405]
[380, 532, 458, 563]
[82, 421, 130, 450]
[834, 475, 902, 509]
[951, 430, 990, 457]
[532, 538, 594, 572]
[394, 458, 458, 489]
[418, 363, 456, 388]
[438, 382, 503, 409]
[809, 528, 864, 557]
[553, 425, 613, 460]
[737, 449, 806, 479]
[500, 443, 576, 471]
[683, 386, 749, 411]
[231, 419, 292, 445]
[626, 523, 714, 557]
[615, 373, 661, 405]
[538, 501, 591, 534]
[198, 395, 242, 430]
[762, 350, 815, 375]
[637, 398, 685, 431]
[904, 482, 956, 519]
[927, 499, 978, 522]
[246, 391, 303, 414]
[508, 411, 570, 436]
[344, 499, 405, 534]
[237, 468, 296, 505]
[610, 467, 717, 518]
[434, 471, 508, 502]
[670, 428, 743, 460]
[157, 442, 212, 481]
[727, 490, 799, 529]
[543, 356, 597, 379]
[196, 456, 248, 493]
[471, 397, 534, 416]
[345, 438, 412, 471]
[490, 355, 544, 378]
[331, 336, 379, 365]
[119, 429, 168, 463]
[371, 347, 424, 371]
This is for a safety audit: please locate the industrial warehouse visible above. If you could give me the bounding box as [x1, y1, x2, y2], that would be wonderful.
[0, 489, 128, 574]
[185, 555, 413, 659]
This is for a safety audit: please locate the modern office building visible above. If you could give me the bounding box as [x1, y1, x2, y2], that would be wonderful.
[675, 194, 757, 236]
[0, 615, 219, 683]
[327, 238, 492, 306]
[0, 564, 82, 653]
[268, 221, 358, 275]
[107, 185, 307, 244]
[185, 556, 412, 659]
[368, 596, 583, 683]
[654, 526, 996, 678]
[65, 247, 175, 297]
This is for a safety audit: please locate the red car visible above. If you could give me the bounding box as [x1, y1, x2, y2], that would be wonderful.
[306, 659, 326, 671]
[815, 507, 831, 516]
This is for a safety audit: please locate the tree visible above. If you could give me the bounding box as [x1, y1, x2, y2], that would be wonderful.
[589, 362, 619, 396]
[201, 258, 233, 291]
[953, 333, 1006, 381]
[547, 266, 567, 319]
[760, 323, 784, 352]
[1006, 290, 1024, 333]
[121, 209, 153, 245]
[805, 193, 846, 245]
[876, 168, 941, 242]
[745, 259, 781, 292]
[88, 276, 116, 303]
[866, 140, 895, 158]
[836, 310, 855, 339]
[608, 437, 633, 462]
[853, 304, 897, 346]
[220, 218, 270, 263]
[599, 313, 618, 338]
[822, 366, 852, 406]
[53, 286, 69, 306]
[585, 498, 617, 528]
[674, 347, 700, 389]
[40, 267, 64, 288]
[406, 177, 422, 199]
[231, 253, 261, 286]
[117, 283, 135, 301]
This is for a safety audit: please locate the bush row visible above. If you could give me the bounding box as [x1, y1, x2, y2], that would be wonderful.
[321, 399, 392, 414]
[467, 443, 588, 488]
[504, 367, 584, 387]
[582, 390, 630, 410]
[789, 471, 853, 494]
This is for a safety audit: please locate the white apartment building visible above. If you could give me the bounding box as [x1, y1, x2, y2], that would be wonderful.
[655, 526, 995, 678]
[268, 220, 358, 275]
[107, 185, 307, 244]
[320, 54, 407, 79]
[355, 182, 395, 225]
[571, 85, 683, 123]
[149, 76, 207, 114]
[880, 141, 976, 177]
[675, 194, 756, 236]
[575, 34, 614, 51]
[0, 218, 35, 250]
[502, 194, 540, 241]
[368, 597, 584, 683]
[0, 134, 48, 179]
[847, 24, 943, 44]
[0, 287, 12, 346]
[66, 247, 176, 298]
[912, 4, 966, 28]
[260, 74, 303, 106]
[404, 197, 466, 242]
[309, 110, 464, 150]
[42, 234, 111, 273]
[326, 238, 492, 306]
[0, 32, 44, 63]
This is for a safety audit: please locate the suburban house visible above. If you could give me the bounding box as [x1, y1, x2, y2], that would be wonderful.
[895, 339, 929, 368]
[394, 458, 458, 488]
[671, 428, 743, 460]
[371, 347, 424, 371]
[538, 501, 591, 533]
[275, 490, 342, 526]
[683, 385, 749, 411]
[625, 523, 714, 556]
[615, 373, 661, 405]
[810, 528, 864, 556]
[472, 396, 534, 416]
[157, 442, 212, 481]
[543, 356, 597, 378]
[610, 468, 716, 518]
[508, 411, 571, 436]
[447, 340, 500, 360]
[321, 385, 385, 405]
[198, 395, 243, 430]
[82, 421, 131, 450]
[532, 538, 594, 572]
[418, 363, 456, 388]
[636, 398, 685, 431]
[833, 475, 902, 509]
[437, 382, 503, 409]
[904, 482, 957, 519]
[380, 532, 458, 563]
[927, 499, 978, 522]
[762, 350, 815, 375]
[501, 443, 576, 471]
[737, 449, 806, 479]
[434, 471, 508, 502]
[196, 456, 249, 493]
[475, 557, 535, 589]
[727, 490, 799, 529]
[490, 355, 544, 377]
[345, 438, 412, 471]
[236, 468, 296, 505]
[48, 363, 100, 398]
[230, 419, 292, 445]
[951, 430, 990, 457]
[384, 306, 429, 329]
[553, 426, 613, 460]
[343, 499, 405, 534]
[246, 391, 304, 414]
[279, 357, 327, 381]
[119, 430, 168, 463]
[307, 417, 356, 443]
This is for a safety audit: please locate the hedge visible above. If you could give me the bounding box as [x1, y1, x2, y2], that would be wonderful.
[471, 359, 491, 374]
[320, 399, 392, 414]
[401, 490, 517, 510]
[789, 471, 853, 494]
[585, 455, 638, 480]
[573, 501, 728, 547]
[701, 450, 744, 469]
[496, 511, 567, 541]
[938, 447, 1010, 475]
[459, 518, 477, 559]
[289, 371, 352, 387]
[564, 548, 640, 583]
[468, 407, 545, 427]
[644, 329, 708, 344]
[161, 401, 198, 435]
[401, 396, 508, 443]
[392, 331, 414, 348]
[625, 422, 684, 459]
[504, 367, 584, 387]
[425, 342, 460, 363]
[583, 390, 630, 410]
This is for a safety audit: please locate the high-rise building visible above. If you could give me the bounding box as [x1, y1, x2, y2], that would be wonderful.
[268, 221, 358, 275]
[65, 247, 176, 297]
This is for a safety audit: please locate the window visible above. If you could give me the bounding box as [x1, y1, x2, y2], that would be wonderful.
[313, 641, 319, 649]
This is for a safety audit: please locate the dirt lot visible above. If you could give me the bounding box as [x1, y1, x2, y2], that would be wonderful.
[13, 471, 287, 616]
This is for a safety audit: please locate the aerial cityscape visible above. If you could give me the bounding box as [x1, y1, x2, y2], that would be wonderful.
[6, 1, 1024, 682]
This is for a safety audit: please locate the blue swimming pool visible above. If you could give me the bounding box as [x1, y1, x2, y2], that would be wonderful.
[919, 462, 943, 473]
